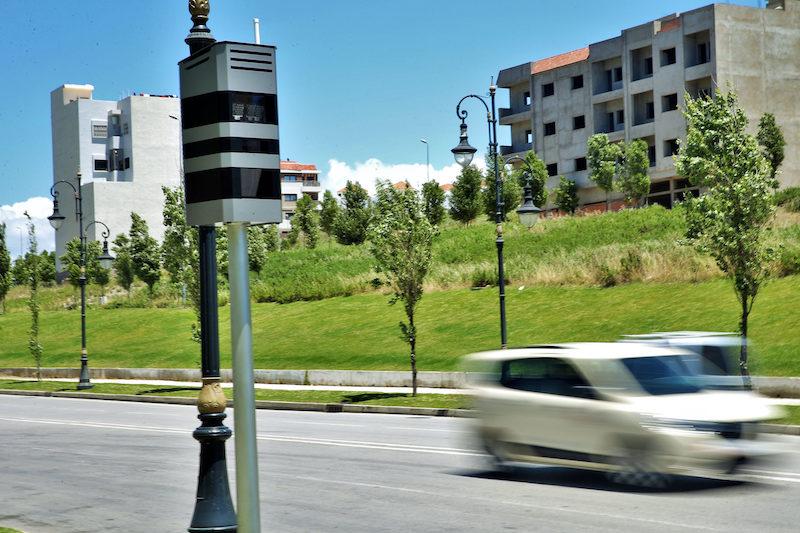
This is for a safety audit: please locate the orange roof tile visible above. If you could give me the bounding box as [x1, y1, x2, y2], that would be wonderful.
[532, 47, 590, 75]
[280, 160, 318, 172]
[440, 183, 454, 192]
[392, 181, 413, 190]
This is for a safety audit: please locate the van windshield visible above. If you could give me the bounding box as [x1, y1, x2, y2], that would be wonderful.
[621, 356, 702, 395]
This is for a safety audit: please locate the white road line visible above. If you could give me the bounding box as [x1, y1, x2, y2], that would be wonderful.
[743, 468, 800, 477]
[743, 474, 800, 484]
[270, 473, 720, 531]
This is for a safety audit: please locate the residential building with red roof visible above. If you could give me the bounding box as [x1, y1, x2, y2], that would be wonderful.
[279, 159, 321, 230]
[497, 0, 799, 212]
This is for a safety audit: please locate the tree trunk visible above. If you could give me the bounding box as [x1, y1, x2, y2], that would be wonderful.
[739, 294, 753, 390]
[409, 314, 417, 397]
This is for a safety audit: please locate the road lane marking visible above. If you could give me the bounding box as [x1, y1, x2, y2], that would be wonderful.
[742, 474, 800, 484]
[743, 468, 800, 477]
[270, 473, 720, 531]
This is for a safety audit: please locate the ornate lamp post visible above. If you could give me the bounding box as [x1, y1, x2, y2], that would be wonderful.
[451, 83, 508, 348]
[48, 172, 114, 389]
[183, 2, 237, 532]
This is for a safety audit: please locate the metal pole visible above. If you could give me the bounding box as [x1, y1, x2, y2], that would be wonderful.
[489, 85, 507, 349]
[189, 225, 237, 533]
[227, 222, 261, 533]
[76, 172, 92, 389]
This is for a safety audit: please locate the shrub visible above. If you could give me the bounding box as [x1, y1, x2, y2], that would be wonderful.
[777, 247, 800, 277]
[619, 249, 644, 283]
[775, 187, 800, 212]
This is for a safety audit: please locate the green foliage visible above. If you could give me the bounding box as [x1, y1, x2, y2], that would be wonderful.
[369, 180, 435, 395]
[319, 190, 340, 236]
[587, 134, 621, 197]
[0, 224, 11, 312]
[554, 176, 579, 214]
[757, 112, 786, 180]
[675, 89, 777, 380]
[112, 234, 136, 297]
[618, 139, 651, 206]
[24, 213, 42, 380]
[333, 181, 371, 245]
[774, 187, 800, 213]
[248, 224, 279, 273]
[129, 213, 161, 294]
[777, 246, 800, 277]
[449, 165, 483, 224]
[161, 186, 198, 292]
[421, 180, 447, 226]
[38, 251, 56, 286]
[482, 154, 521, 221]
[11, 256, 28, 286]
[290, 194, 320, 249]
[60, 238, 108, 290]
[511, 151, 548, 209]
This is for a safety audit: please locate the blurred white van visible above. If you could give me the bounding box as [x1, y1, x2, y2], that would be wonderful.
[465, 343, 782, 486]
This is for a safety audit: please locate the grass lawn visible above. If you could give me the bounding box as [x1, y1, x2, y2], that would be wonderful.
[779, 406, 800, 426]
[0, 276, 798, 375]
[0, 380, 470, 409]
[0, 529, 24, 533]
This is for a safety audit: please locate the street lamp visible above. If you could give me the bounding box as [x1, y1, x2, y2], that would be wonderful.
[452, 83, 508, 348]
[504, 155, 542, 228]
[420, 139, 430, 182]
[49, 171, 114, 390]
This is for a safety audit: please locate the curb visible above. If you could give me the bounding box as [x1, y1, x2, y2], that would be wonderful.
[0, 389, 473, 418]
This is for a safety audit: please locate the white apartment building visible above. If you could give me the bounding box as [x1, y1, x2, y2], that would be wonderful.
[50, 84, 182, 269]
[498, 0, 800, 210]
[279, 160, 322, 231]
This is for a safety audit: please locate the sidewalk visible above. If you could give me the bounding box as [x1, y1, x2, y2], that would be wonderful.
[7, 377, 800, 406]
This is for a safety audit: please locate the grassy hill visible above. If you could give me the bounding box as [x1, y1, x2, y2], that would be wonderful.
[1, 205, 798, 375]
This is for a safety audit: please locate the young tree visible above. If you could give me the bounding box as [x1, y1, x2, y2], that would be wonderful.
[757, 112, 786, 180]
[60, 239, 105, 290]
[129, 213, 161, 295]
[449, 165, 483, 224]
[587, 134, 621, 210]
[554, 176, 579, 215]
[617, 139, 650, 207]
[675, 89, 777, 385]
[421, 180, 446, 226]
[333, 181, 371, 245]
[482, 155, 521, 221]
[248, 225, 278, 273]
[369, 181, 435, 396]
[24, 213, 42, 381]
[38, 251, 56, 286]
[161, 186, 198, 299]
[0, 223, 11, 313]
[112, 233, 136, 297]
[511, 151, 548, 209]
[290, 193, 320, 249]
[11, 256, 29, 286]
[319, 190, 340, 237]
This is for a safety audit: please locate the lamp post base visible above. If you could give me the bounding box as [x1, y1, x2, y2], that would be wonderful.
[77, 354, 92, 390]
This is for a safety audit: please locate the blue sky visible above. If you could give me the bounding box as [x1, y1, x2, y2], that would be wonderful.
[0, 0, 758, 255]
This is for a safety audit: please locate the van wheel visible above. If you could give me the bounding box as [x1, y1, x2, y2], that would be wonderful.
[607, 445, 670, 489]
[481, 432, 512, 473]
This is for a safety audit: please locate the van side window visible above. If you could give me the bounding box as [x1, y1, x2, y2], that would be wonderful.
[501, 358, 597, 399]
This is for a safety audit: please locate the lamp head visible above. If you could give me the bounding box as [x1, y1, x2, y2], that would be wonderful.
[98, 239, 115, 269]
[451, 121, 477, 168]
[48, 199, 66, 231]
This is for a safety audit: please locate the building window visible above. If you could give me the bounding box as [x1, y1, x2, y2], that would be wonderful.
[571, 75, 584, 90]
[615, 109, 625, 125]
[544, 122, 556, 136]
[524, 91, 531, 106]
[124, 157, 130, 169]
[575, 157, 587, 172]
[664, 138, 679, 157]
[644, 56, 653, 76]
[613, 67, 623, 83]
[282, 175, 297, 182]
[662, 93, 678, 112]
[697, 42, 710, 64]
[94, 159, 107, 171]
[542, 82, 555, 97]
[661, 47, 676, 66]
[573, 115, 585, 130]
[646, 101, 655, 120]
[284, 212, 294, 220]
[123, 123, 129, 135]
[283, 194, 298, 202]
[648, 145, 656, 167]
[526, 129, 533, 144]
[650, 180, 670, 194]
[546, 163, 558, 177]
[91, 122, 108, 139]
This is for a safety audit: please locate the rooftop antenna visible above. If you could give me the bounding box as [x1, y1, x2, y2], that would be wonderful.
[253, 18, 261, 44]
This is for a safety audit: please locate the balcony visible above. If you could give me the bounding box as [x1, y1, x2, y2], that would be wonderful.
[499, 107, 532, 126]
[500, 142, 532, 156]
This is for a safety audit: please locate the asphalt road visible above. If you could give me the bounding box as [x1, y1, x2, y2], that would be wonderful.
[0, 396, 799, 532]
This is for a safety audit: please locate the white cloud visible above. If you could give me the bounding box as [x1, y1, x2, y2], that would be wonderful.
[322, 156, 486, 195]
[0, 197, 55, 259]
